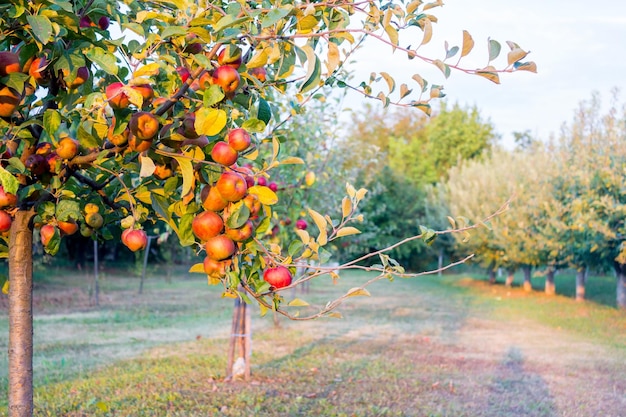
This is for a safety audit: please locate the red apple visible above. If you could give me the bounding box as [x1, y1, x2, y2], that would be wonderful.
[0, 210, 11, 232]
[131, 84, 154, 106]
[211, 141, 238, 166]
[106, 82, 130, 109]
[192, 210, 224, 241]
[56, 137, 79, 159]
[256, 176, 267, 186]
[0, 51, 20, 77]
[242, 194, 261, 217]
[227, 128, 251, 152]
[296, 219, 308, 230]
[0, 185, 17, 208]
[204, 234, 236, 261]
[250, 67, 267, 82]
[216, 171, 247, 202]
[40, 224, 56, 247]
[122, 229, 148, 252]
[46, 153, 61, 174]
[25, 154, 47, 176]
[28, 57, 50, 86]
[176, 66, 191, 83]
[211, 66, 240, 95]
[225, 220, 254, 242]
[203, 256, 232, 278]
[66, 66, 89, 89]
[129, 111, 159, 140]
[201, 185, 229, 212]
[263, 266, 292, 289]
[269, 182, 278, 192]
[98, 16, 110, 30]
[58, 220, 78, 236]
[217, 46, 242, 69]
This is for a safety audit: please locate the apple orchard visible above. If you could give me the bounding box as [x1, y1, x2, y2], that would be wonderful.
[0, 0, 534, 415]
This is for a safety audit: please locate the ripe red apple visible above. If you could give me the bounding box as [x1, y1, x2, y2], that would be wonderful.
[28, 57, 50, 86]
[0, 185, 18, 208]
[153, 164, 173, 180]
[296, 219, 308, 230]
[192, 210, 224, 241]
[106, 82, 130, 109]
[0, 85, 21, 118]
[204, 234, 236, 261]
[98, 16, 110, 30]
[40, 224, 56, 247]
[58, 220, 78, 236]
[131, 84, 154, 106]
[250, 67, 267, 82]
[190, 72, 212, 91]
[25, 154, 47, 176]
[256, 176, 267, 186]
[46, 153, 61, 174]
[176, 66, 191, 83]
[243, 194, 261, 217]
[201, 185, 229, 212]
[269, 182, 278, 192]
[129, 111, 159, 140]
[236, 165, 255, 188]
[0, 51, 20, 77]
[179, 114, 198, 139]
[203, 256, 232, 278]
[0, 210, 11, 233]
[227, 128, 251, 152]
[225, 220, 254, 242]
[56, 137, 79, 159]
[211, 141, 238, 166]
[79, 16, 94, 28]
[122, 229, 148, 252]
[216, 171, 247, 202]
[211, 66, 240, 95]
[128, 134, 153, 152]
[263, 266, 292, 289]
[217, 46, 242, 69]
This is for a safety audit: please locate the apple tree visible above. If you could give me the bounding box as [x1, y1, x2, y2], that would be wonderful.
[0, 0, 535, 414]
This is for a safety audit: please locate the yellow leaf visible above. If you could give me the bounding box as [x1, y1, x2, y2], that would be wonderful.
[280, 156, 304, 165]
[297, 14, 319, 34]
[516, 61, 537, 73]
[346, 287, 371, 297]
[356, 188, 368, 201]
[476, 70, 500, 84]
[461, 30, 474, 57]
[318, 228, 328, 246]
[335, 227, 361, 238]
[288, 298, 310, 307]
[248, 185, 279, 205]
[139, 154, 155, 178]
[295, 228, 310, 244]
[420, 18, 432, 45]
[406, 0, 422, 15]
[412, 74, 425, 90]
[194, 108, 227, 136]
[507, 48, 528, 66]
[385, 24, 399, 47]
[173, 154, 195, 198]
[208, 276, 221, 285]
[380, 72, 395, 93]
[135, 191, 152, 204]
[307, 208, 327, 234]
[346, 183, 356, 198]
[341, 197, 352, 218]
[247, 48, 269, 69]
[2, 280, 8, 295]
[133, 63, 161, 77]
[326, 42, 340, 75]
[221, 291, 238, 299]
[189, 263, 205, 274]
[259, 302, 269, 316]
[326, 312, 343, 319]
[124, 85, 143, 108]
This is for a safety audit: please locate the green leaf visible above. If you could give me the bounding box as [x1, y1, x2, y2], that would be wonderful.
[288, 240, 304, 257]
[4, 72, 28, 93]
[0, 166, 19, 195]
[299, 45, 321, 94]
[8, 157, 25, 173]
[27, 15, 53, 44]
[257, 98, 271, 125]
[56, 200, 82, 222]
[177, 213, 196, 246]
[445, 46, 459, 59]
[276, 45, 296, 79]
[488, 39, 501, 61]
[77, 125, 102, 148]
[203, 85, 225, 107]
[43, 228, 61, 256]
[161, 26, 187, 39]
[151, 193, 176, 232]
[43, 110, 62, 139]
[241, 118, 266, 133]
[261, 7, 291, 28]
[86, 47, 118, 75]
[225, 201, 250, 229]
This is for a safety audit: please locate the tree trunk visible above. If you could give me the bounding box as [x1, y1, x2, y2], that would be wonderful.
[437, 248, 443, 277]
[138, 236, 153, 294]
[93, 239, 99, 306]
[488, 268, 496, 284]
[576, 267, 587, 301]
[614, 263, 626, 309]
[545, 268, 556, 296]
[522, 265, 532, 292]
[505, 268, 515, 287]
[226, 297, 251, 381]
[8, 209, 35, 417]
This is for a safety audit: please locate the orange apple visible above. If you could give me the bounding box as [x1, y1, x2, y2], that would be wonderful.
[227, 128, 251, 152]
[217, 46, 242, 69]
[211, 66, 240, 95]
[201, 185, 229, 212]
[225, 220, 254, 242]
[242, 194, 261, 217]
[58, 220, 78, 236]
[0, 210, 11, 233]
[106, 82, 130, 109]
[203, 256, 232, 278]
[211, 141, 238, 166]
[66, 66, 89, 89]
[192, 210, 224, 241]
[204, 234, 236, 261]
[129, 111, 159, 140]
[216, 171, 247, 202]
[28, 57, 50, 86]
[56, 137, 79, 159]
[250, 67, 267, 82]
[0, 52, 20, 76]
[128, 134, 153, 152]
[131, 84, 154, 106]
[153, 164, 173, 180]
[0, 185, 18, 208]
[40, 224, 56, 247]
[122, 229, 148, 252]
[0, 84, 21, 118]
[263, 266, 292, 289]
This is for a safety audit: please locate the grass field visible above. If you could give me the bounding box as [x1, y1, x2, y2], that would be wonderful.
[1, 264, 625, 416]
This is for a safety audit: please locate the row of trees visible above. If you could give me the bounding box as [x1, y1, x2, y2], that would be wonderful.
[445, 92, 626, 308]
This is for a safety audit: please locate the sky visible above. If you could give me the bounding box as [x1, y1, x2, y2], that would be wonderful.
[341, 0, 626, 148]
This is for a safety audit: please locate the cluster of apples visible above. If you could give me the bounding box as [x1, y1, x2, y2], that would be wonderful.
[0, 186, 17, 234]
[36, 203, 106, 250]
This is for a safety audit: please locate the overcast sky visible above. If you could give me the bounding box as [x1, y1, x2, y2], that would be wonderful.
[342, 1, 626, 148]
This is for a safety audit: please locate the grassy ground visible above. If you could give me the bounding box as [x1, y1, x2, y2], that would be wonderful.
[1, 265, 625, 416]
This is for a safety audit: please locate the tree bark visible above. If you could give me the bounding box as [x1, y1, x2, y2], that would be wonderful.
[138, 236, 153, 295]
[93, 239, 99, 306]
[437, 248, 443, 277]
[545, 268, 556, 295]
[505, 268, 515, 287]
[522, 265, 532, 292]
[614, 263, 626, 309]
[8, 209, 35, 417]
[576, 267, 587, 301]
[488, 268, 496, 284]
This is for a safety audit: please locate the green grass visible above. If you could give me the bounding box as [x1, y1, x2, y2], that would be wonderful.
[1, 267, 625, 416]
